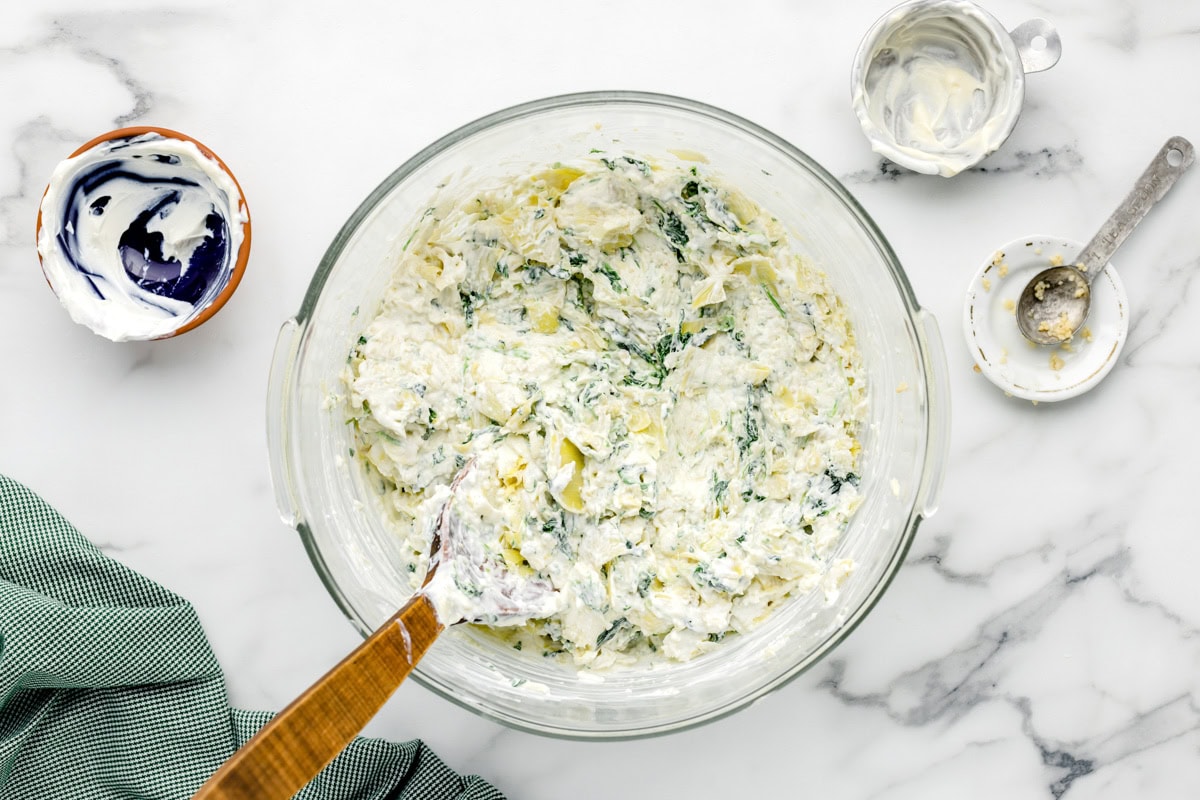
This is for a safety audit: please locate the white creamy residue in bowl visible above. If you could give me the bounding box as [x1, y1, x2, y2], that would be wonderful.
[37, 131, 248, 341]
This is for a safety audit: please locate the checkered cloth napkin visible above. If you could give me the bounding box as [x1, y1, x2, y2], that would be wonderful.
[0, 474, 504, 800]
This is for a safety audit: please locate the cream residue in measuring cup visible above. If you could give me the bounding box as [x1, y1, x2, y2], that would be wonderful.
[855, 1, 1021, 177]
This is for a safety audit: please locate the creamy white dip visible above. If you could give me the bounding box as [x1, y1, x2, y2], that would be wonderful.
[417, 459, 562, 627]
[346, 155, 865, 667]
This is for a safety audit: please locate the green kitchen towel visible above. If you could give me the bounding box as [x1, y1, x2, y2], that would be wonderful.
[0, 474, 504, 800]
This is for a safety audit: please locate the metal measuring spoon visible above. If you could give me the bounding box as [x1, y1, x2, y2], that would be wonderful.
[1017, 136, 1194, 345]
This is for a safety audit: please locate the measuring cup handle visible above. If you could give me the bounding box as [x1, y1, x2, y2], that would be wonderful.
[1009, 19, 1062, 73]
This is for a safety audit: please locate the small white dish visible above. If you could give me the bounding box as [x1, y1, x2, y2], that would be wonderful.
[963, 236, 1129, 402]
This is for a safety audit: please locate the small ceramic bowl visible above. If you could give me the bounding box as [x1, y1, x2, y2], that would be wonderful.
[851, 0, 1061, 177]
[36, 126, 251, 342]
[963, 236, 1129, 402]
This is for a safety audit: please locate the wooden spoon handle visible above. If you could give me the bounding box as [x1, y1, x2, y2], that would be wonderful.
[193, 593, 443, 800]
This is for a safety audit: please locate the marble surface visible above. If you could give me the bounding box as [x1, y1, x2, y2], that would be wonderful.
[3, 1, 1199, 797]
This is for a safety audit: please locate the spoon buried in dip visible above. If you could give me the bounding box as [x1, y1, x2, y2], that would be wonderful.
[193, 461, 558, 800]
[1017, 136, 1194, 345]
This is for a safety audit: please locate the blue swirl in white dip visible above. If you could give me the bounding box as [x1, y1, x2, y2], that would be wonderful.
[37, 131, 248, 341]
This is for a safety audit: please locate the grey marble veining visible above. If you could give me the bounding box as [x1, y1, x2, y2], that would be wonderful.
[843, 145, 1086, 185]
[819, 545, 1200, 794]
[46, 16, 156, 125]
[1122, 253, 1200, 365]
[1, 1, 1199, 798]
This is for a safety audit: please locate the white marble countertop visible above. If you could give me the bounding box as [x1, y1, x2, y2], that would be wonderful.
[3, 1, 1199, 797]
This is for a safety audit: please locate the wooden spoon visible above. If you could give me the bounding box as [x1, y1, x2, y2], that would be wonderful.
[193, 464, 556, 799]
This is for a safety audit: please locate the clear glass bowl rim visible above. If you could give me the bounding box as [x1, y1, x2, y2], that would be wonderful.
[282, 89, 938, 739]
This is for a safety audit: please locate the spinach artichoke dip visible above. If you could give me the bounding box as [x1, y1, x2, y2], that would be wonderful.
[344, 153, 866, 668]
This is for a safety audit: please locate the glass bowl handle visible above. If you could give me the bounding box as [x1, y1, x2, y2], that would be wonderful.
[267, 318, 303, 527]
[915, 309, 951, 519]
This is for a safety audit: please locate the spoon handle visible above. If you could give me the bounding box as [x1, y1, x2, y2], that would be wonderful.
[1077, 136, 1194, 278]
[192, 593, 443, 800]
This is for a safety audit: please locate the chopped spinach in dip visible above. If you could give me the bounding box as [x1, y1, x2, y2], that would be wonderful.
[345, 154, 865, 668]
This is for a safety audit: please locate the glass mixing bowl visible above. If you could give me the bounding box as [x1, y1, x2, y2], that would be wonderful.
[267, 91, 949, 739]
